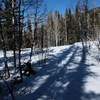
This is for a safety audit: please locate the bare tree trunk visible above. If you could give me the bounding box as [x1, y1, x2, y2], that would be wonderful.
[30, 7, 38, 63]
[13, 30, 16, 72]
[65, 20, 68, 44]
[27, 0, 47, 64]
[12, 0, 16, 72]
[30, 42, 33, 62]
[0, 22, 10, 78]
[29, 27, 37, 63]
[3, 46, 10, 78]
[55, 33, 58, 46]
[41, 25, 45, 65]
[18, 0, 23, 81]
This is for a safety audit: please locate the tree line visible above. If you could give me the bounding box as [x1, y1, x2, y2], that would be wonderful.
[0, 0, 100, 79]
[24, 1, 100, 49]
[1, 0, 100, 50]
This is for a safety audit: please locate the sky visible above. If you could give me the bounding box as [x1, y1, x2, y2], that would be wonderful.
[45, 0, 76, 15]
[44, 0, 100, 15]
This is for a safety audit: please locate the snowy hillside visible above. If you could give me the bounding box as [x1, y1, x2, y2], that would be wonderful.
[0, 42, 100, 100]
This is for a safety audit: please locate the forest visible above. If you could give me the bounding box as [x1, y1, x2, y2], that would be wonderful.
[0, 0, 100, 100]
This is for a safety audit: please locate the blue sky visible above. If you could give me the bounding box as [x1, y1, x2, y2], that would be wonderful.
[44, 0, 100, 15]
[45, 0, 76, 15]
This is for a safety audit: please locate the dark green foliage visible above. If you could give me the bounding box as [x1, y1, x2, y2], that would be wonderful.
[27, 14, 32, 33]
[0, 0, 19, 50]
[23, 14, 32, 48]
[2, 0, 13, 50]
[23, 30, 32, 48]
[75, 5, 81, 42]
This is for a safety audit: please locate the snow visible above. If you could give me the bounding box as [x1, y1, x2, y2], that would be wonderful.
[0, 42, 100, 100]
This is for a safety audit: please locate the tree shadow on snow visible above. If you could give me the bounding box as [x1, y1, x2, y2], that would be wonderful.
[62, 49, 97, 100]
[82, 92, 100, 100]
[15, 45, 76, 99]
[15, 45, 98, 100]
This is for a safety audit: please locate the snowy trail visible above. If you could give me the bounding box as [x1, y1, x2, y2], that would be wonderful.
[45, 46, 83, 100]
[32, 45, 79, 100]
[15, 45, 84, 100]
[1, 43, 100, 100]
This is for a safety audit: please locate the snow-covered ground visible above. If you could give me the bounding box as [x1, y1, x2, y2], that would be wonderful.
[0, 42, 100, 100]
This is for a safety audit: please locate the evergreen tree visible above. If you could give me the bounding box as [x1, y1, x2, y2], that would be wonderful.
[2, 0, 13, 50]
[75, 5, 81, 42]
[67, 9, 76, 44]
[54, 11, 60, 46]
[27, 13, 32, 33]
[46, 11, 54, 46]
[80, 0, 89, 47]
[23, 13, 32, 48]
[58, 15, 65, 45]
[0, 1, 10, 78]
[64, 8, 69, 44]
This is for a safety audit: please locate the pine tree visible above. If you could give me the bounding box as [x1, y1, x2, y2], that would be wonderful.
[46, 11, 54, 46]
[23, 13, 32, 48]
[0, 1, 10, 78]
[64, 8, 69, 44]
[80, 0, 89, 48]
[2, 0, 13, 50]
[59, 15, 65, 45]
[54, 11, 60, 46]
[67, 9, 75, 44]
[75, 5, 81, 42]
[27, 13, 32, 33]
